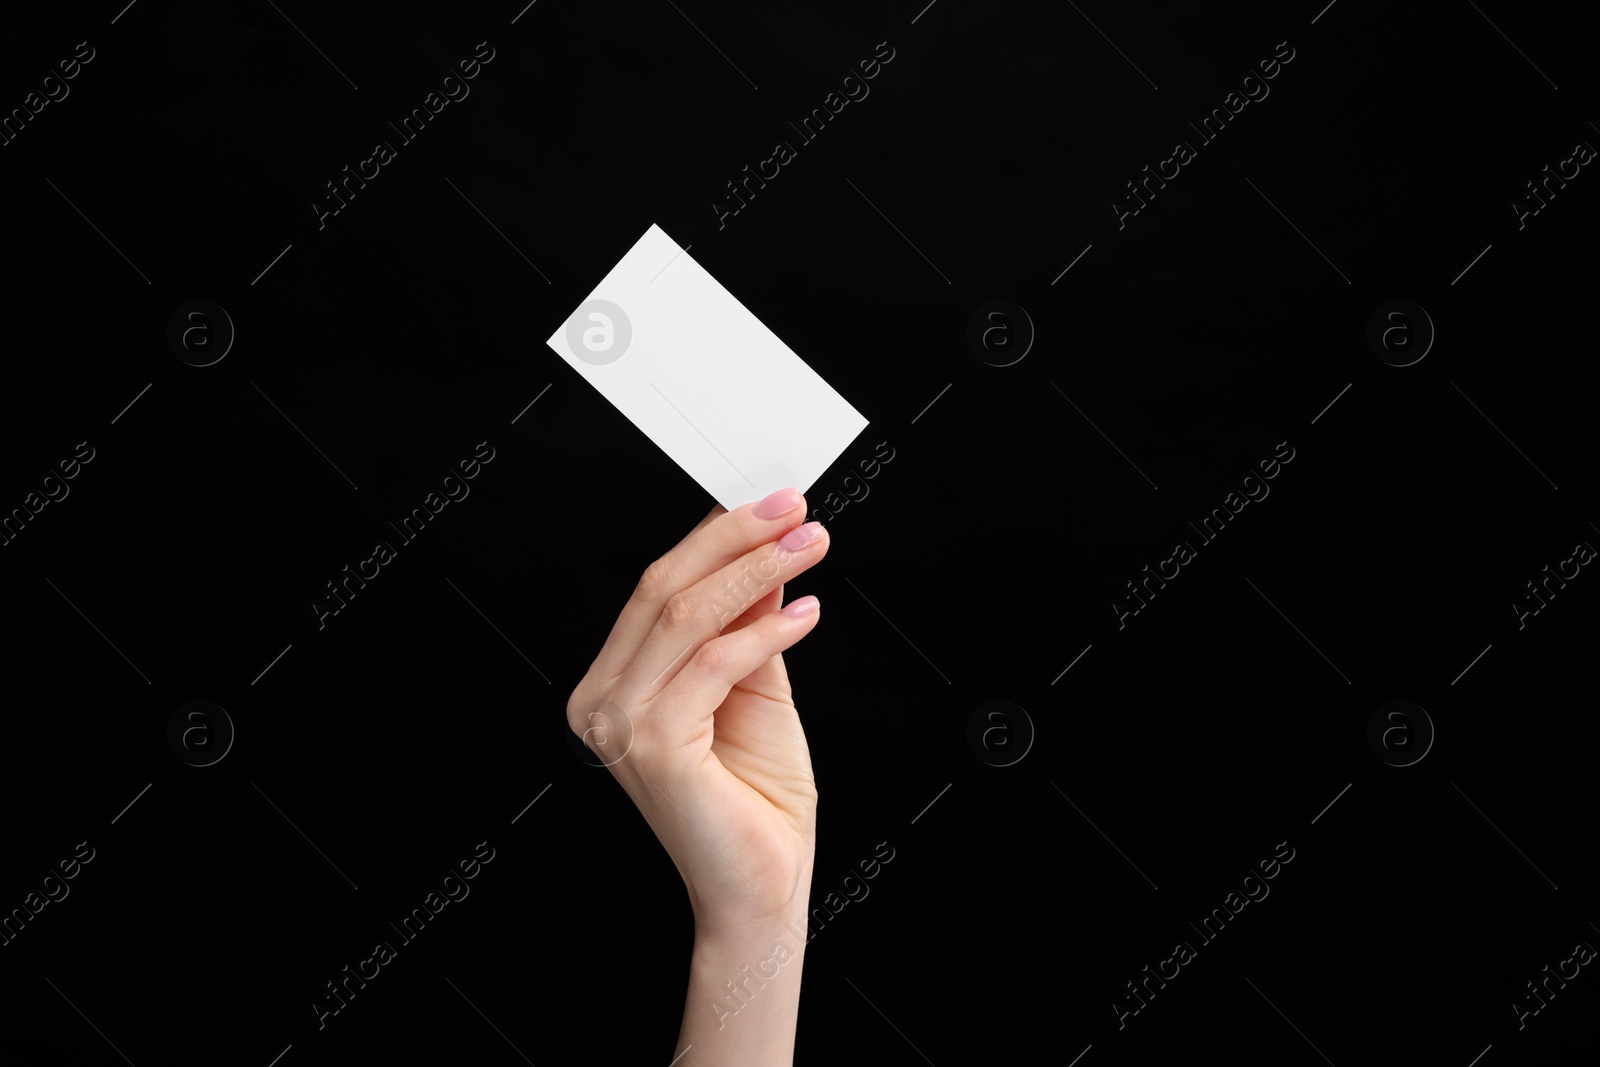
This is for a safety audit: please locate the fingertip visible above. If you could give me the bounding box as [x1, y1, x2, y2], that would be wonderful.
[780, 594, 820, 619]
[751, 486, 805, 522]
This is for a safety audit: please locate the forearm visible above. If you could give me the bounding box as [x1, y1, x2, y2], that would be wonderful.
[674, 893, 813, 1066]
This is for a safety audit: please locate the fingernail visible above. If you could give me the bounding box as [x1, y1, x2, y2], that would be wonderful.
[781, 595, 819, 618]
[779, 521, 823, 552]
[754, 487, 801, 520]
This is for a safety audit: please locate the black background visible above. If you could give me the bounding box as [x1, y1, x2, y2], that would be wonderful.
[1, 1, 1595, 1064]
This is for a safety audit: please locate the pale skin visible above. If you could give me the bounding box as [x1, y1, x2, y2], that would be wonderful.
[566, 486, 828, 1066]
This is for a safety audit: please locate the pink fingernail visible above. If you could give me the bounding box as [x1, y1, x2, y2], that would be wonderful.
[779, 521, 823, 552]
[754, 487, 801, 520]
[781, 595, 819, 618]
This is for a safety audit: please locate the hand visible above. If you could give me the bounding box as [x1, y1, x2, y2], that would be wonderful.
[567, 487, 830, 936]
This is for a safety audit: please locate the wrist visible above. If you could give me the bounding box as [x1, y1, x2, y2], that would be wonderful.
[692, 903, 812, 960]
[688, 902, 811, 1038]
[681, 896, 811, 1062]
[690, 854, 815, 946]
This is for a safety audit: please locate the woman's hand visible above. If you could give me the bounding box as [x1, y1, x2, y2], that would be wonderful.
[567, 486, 829, 938]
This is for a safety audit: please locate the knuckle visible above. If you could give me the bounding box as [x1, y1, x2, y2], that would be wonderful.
[633, 559, 673, 602]
[565, 688, 591, 736]
[661, 589, 700, 629]
[695, 637, 736, 674]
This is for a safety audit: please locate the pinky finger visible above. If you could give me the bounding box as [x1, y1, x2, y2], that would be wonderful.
[661, 596, 820, 713]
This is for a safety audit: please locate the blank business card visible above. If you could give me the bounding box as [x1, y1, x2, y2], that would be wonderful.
[545, 223, 869, 512]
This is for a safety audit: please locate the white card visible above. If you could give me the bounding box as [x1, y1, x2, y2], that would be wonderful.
[545, 224, 869, 512]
